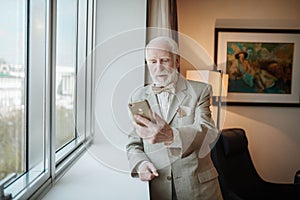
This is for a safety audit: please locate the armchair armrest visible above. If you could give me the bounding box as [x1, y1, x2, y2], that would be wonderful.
[295, 170, 300, 184]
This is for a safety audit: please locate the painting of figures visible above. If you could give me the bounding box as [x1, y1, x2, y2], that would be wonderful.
[226, 42, 293, 94]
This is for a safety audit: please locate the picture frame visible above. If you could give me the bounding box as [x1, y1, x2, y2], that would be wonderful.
[214, 28, 300, 106]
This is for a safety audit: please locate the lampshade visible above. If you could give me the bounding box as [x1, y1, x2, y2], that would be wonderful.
[186, 70, 228, 97]
[221, 73, 229, 97]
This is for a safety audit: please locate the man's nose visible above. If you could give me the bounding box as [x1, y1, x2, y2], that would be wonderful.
[154, 61, 164, 71]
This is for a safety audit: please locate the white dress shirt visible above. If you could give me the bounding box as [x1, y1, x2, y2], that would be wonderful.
[156, 91, 172, 120]
[154, 82, 182, 150]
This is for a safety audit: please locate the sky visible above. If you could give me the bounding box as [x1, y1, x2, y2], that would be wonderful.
[0, 0, 77, 67]
[0, 0, 25, 65]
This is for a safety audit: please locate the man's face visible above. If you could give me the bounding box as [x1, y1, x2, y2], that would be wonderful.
[146, 45, 179, 86]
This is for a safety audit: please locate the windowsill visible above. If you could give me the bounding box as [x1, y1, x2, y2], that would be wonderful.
[41, 144, 149, 199]
[6, 165, 49, 200]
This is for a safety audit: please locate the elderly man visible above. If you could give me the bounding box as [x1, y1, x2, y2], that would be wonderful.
[126, 36, 223, 200]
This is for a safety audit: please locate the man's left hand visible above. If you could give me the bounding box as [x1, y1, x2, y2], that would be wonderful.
[133, 112, 173, 145]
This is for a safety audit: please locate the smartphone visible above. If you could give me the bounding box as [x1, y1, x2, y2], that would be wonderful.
[128, 100, 153, 126]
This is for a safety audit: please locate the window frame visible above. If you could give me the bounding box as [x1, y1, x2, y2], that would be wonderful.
[2, 0, 95, 199]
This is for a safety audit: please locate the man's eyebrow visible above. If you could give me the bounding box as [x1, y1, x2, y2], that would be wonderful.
[146, 56, 171, 60]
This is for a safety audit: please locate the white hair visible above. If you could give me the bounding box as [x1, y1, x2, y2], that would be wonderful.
[145, 36, 179, 55]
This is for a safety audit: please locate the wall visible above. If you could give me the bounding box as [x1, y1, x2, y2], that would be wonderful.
[94, 0, 146, 147]
[93, 0, 149, 198]
[177, 0, 300, 183]
[94, 0, 146, 155]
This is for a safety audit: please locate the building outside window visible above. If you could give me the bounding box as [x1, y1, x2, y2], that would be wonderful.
[0, 0, 95, 199]
[0, 0, 26, 182]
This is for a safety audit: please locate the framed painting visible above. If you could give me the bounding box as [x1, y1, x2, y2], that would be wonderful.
[215, 28, 300, 106]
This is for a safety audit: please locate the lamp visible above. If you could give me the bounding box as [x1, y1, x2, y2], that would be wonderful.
[186, 70, 228, 129]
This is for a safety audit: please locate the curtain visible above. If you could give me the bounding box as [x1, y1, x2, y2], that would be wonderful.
[145, 0, 178, 84]
[147, 0, 178, 41]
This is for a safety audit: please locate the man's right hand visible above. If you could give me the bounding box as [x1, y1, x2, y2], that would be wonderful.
[138, 162, 159, 181]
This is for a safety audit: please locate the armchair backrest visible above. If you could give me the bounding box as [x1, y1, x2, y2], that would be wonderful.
[211, 128, 266, 199]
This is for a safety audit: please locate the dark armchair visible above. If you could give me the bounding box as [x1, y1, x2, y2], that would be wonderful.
[211, 128, 300, 200]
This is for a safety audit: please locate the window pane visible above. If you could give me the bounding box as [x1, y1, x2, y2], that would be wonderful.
[28, 0, 47, 170]
[0, 0, 26, 181]
[56, 0, 77, 150]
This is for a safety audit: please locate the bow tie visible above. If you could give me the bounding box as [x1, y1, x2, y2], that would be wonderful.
[152, 83, 175, 94]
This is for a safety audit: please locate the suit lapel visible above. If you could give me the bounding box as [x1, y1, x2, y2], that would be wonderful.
[166, 76, 188, 124]
[145, 86, 162, 118]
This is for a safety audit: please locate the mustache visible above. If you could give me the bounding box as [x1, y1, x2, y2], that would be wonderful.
[156, 70, 173, 76]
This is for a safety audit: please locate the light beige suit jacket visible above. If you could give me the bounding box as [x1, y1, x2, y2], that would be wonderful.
[126, 76, 221, 200]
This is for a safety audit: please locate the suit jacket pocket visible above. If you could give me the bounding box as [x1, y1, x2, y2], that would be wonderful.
[177, 106, 195, 125]
[197, 166, 218, 183]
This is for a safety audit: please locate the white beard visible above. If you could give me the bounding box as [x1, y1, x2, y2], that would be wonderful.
[151, 69, 178, 86]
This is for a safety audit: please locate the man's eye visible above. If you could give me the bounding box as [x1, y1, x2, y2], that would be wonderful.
[162, 58, 170, 63]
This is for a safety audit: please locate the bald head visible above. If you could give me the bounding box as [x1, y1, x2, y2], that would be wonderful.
[146, 36, 179, 56]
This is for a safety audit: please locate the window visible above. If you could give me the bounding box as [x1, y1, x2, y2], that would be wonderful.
[0, 0, 26, 183]
[55, 0, 77, 150]
[0, 0, 95, 199]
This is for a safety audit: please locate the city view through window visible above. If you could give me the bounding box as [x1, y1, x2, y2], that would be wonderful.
[0, 0, 94, 198]
[0, 0, 77, 181]
[0, 0, 26, 181]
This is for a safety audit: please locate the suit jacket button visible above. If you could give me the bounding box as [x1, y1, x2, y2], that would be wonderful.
[167, 176, 172, 181]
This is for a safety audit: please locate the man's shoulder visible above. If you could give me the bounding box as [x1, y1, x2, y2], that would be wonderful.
[186, 79, 210, 90]
[184, 79, 212, 97]
[130, 84, 151, 102]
